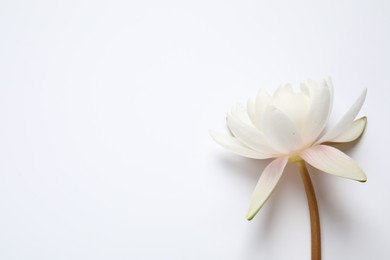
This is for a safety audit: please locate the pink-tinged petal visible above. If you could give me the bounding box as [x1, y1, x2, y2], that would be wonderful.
[246, 157, 288, 220]
[261, 105, 302, 154]
[226, 115, 277, 155]
[300, 145, 367, 182]
[209, 130, 273, 159]
[329, 117, 367, 143]
[301, 79, 332, 145]
[316, 89, 367, 145]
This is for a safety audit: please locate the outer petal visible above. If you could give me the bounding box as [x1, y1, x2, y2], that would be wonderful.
[325, 77, 334, 111]
[246, 157, 288, 220]
[300, 145, 366, 182]
[231, 103, 252, 126]
[328, 117, 367, 143]
[227, 115, 276, 154]
[316, 89, 367, 144]
[301, 79, 332, 145]
[261, 105, 302, 154]
[209, 130, 273, 159]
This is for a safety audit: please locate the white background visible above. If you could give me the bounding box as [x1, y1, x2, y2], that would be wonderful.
[0, 0, 389, 259]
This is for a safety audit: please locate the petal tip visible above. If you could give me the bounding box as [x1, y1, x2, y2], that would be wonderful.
[245, 209, 256, 221]
[355, 115, 368, 136]
[361, 116, 368, 128]
[361, 88, 368, 100]
[357, 172, 367, 183]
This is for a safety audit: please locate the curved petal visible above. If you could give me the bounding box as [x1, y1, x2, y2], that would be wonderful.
[300, 145, 366, 182]
[246, 157, 288, 220]
[209, 130, 273, 159]
[255, 89, 271, 124]
[227, 115, 276, 155]
[273, 83, 293, 98]
[261, 105, 303, 154]
[272, 84, 310, 129]
[247, 98, 260, 129]
[325, 77, 334, 111]
[301, 79, 332, 145]
[316, 89, 367, 144]
[328, 117, 367, 143]
[231, 103, 252, 125]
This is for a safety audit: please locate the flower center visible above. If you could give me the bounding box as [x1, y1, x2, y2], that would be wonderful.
[288, 155, 303, 164]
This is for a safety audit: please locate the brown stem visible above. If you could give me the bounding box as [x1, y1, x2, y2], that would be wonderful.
[296, 160, 321, 260]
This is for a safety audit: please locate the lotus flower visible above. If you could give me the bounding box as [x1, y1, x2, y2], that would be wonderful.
[210, 78, 367, 220]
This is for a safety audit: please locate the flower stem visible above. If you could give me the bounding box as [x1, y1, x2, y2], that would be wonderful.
[296, 160, 321, 260]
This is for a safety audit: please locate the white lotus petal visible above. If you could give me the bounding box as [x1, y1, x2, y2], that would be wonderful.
[300, 145, 366, 182]
[316, 89, 367, 144]
[273, 83, 293, 98]
[261, 105, 302, 154]
[246, 157, 288, 220]
[272, 84, 310, 129]
[209, 130, 273, 159]
[325, 77, 334, 111]
[231, 103, 252, 125]
[255, 89, 271, 123]
[329, 117, 367, 143]
[301, 79, 332, 145]
[300, 82, 310, 96]
[247, 98, 261, 129]
[226, 115, 276, 154]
